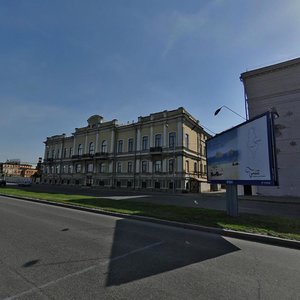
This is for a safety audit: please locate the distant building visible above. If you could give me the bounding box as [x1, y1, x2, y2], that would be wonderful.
[240, 57, 300, 197]
[42, 107, 211, 192]
[0, 160, 37, 178]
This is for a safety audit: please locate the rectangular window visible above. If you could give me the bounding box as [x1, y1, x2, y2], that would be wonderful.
[87, 163, 93, 173]
[118, 140, 123, 153]
[142, 161, 148, 173]
[194, 162, 197, 173]
[128, 138, 134, 152]
[142, 136, 148, 150]
[99, 163, 106, 173]
[169, 132, 176, 148]
[117, 162, 122, 173]
[185, 160, 189, 173]
[128, 162, 133, 173]
[185, 134, 189, 148]
[155, 134, 162, 147]
[168, 159, 174, 173]
[76, 164, 81, 173]
[154, 161, 161, 173]
[69, 147, 73, 157]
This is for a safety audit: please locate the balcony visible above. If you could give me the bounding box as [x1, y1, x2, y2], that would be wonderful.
[150, 147, 163, 154]
[95, 152, 109, 159]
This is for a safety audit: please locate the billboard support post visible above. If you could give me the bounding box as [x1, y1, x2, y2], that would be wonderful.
[226, 184, 238, 217]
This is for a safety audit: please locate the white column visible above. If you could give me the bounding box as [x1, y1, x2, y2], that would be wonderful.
[110, 130, 115, 153]
[73, 136, 76, 154]
[163, 124, 167, 147]
[136, 159, 140, 173]
[162, 158, 167, 172]
[177, 155, 183, 172]
[84, 134, 88, 154]
[137, 128, 141, 151]
[95, 132, 99, 153]
[150, 126, 153, 147]
[60, 142, 63, 159]
[177, 120, 183, 147]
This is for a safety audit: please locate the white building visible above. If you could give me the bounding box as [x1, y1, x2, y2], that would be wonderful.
[240, 57, 300, 197]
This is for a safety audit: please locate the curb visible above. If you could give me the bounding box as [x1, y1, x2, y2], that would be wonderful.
[1, 193, 300, 250]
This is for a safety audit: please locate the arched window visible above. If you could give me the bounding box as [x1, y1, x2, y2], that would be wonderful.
[101, 140, 107, 153]
[78, 144, 83, 156]
[89, 142, 95, 155]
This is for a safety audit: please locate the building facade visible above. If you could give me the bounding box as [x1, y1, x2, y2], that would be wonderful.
[42, 107, 210, 192]
[0, 160, 37, 178]
[240, 57, 300, 197]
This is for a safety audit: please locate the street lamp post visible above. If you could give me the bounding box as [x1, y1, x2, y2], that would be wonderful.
[214, 105, 246, 120]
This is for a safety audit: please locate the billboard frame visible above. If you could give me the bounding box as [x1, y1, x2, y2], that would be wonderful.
[206, 112, 278, 186]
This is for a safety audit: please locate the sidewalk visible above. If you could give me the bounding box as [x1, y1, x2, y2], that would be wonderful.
[201, 190, 300, 204]
[240, 195, 300, 204]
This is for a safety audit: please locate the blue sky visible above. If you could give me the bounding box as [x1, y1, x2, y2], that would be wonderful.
[1, 0, 300, 165]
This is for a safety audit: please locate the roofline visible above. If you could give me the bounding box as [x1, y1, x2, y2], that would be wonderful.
[240, 57, 300, 81]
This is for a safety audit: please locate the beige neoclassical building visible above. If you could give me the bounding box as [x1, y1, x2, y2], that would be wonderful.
[42, 107, 211, 192]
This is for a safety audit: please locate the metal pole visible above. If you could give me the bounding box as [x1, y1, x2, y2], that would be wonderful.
[226, 185, 238, 217]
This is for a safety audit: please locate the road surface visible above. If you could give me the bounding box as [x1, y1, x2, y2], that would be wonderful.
[1, 196, 299, 299]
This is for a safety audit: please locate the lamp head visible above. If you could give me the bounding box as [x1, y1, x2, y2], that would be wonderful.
[214, 107, 222, 116]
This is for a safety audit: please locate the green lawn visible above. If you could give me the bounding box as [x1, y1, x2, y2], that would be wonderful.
[1, 187, 300, 241]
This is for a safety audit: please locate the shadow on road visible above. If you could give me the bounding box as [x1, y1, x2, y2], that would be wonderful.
[105, 219, 240, 286]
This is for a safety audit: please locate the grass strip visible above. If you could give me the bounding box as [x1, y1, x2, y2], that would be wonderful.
[1, 188, 300, 241]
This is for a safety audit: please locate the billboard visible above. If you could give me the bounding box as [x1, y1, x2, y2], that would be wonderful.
[206, 112, 278, 185]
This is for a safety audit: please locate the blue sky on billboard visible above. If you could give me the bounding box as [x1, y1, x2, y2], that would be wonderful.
[206, 113, 277, 186]
[1, 0, 300, 164]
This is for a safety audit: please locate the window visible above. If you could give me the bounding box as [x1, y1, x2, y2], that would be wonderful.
[46, 150, 50, 159]
[101, 140, 107, 153]
[99, 163, 106, 173]
[142, 136, 148, 150]
[142, 161, 148, 173]
[128, 138, 134, 152]
[118, 140, 123, 153]
[56, 149, 60, 159]
[87, 163, 93, 173]
[78, 144, 83, 156]
[128, 161, 133, 173]
[63, 148, 67, 158]
[69, 147, 73, 157]
[55, 165, 60, 174]
[194, 162, 197, 174]
[169, 132, 176, 148]
[51, 149, 55, 158]
[155, 134, 162, 147]
[117, 162, 122, 173]
[63, 165, 67, 173]
[89, 142, 95, 155]
[76, 164, 81, 173]
[168, 159, 174, 173]
[185, 134, 189, 148]
[154, 161, 161, 173]
[185, 160, 189, 173]
[68, 165, 73, 174]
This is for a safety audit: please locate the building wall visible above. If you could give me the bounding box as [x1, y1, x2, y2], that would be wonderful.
[42, 107, 210, 192]
[241, 58, 300, 197]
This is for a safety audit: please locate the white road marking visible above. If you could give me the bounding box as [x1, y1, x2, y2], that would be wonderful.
[5, 241, 163, 300]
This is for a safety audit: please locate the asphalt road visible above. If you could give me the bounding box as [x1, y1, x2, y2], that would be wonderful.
[1, 196, 300, 299]
[8, 184, 300, 220]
